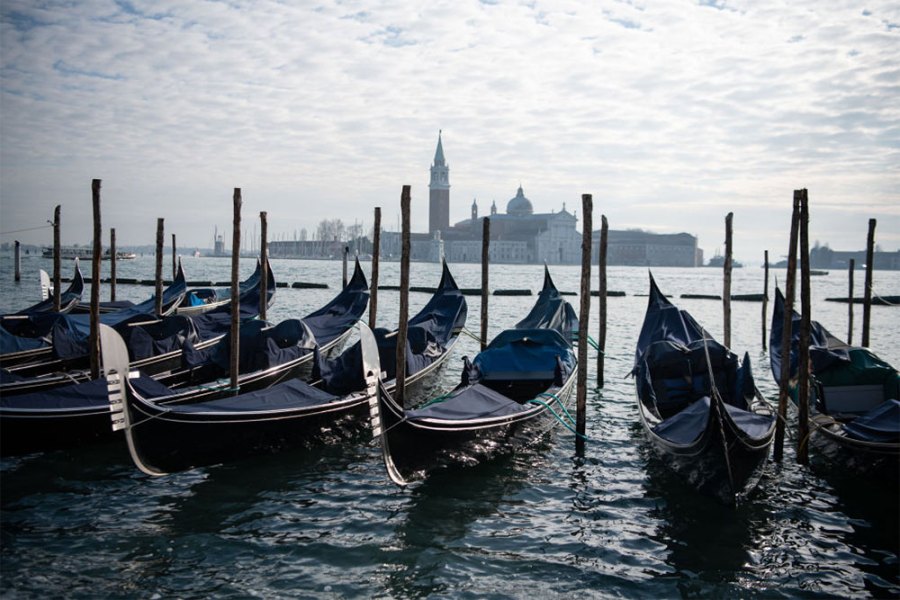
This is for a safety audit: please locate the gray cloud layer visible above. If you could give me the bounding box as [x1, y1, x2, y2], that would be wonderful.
[1, 0, 897, 260]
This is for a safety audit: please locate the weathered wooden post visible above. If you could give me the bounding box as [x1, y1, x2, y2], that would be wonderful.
[154, 218, 164, 315]
[89, 180, 102, 379]
[259, 211, 268, 321]
[343, 245, 349, 288]
[14, 241, 21, 282]
[597, 214, 608, 387]
[847, 259, 855, 344]
[762, 250, 769, 350]
[862, 218, 875, 347]
[110, 228, 117, 302]
[797, 190, 812, 464]
[480, 216, 490, 351]
[230, 189, 242, 394]
[576, 194, 592, 449]
[369, 207, 381, 329]
[723, 212, 733, 349]
[171, 233, 176, 280]
[774, 192, 801, 462]
[396, 186, 411, 408]
[53, 205, 61, 312]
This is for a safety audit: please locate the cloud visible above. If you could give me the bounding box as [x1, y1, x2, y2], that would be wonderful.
[0, 0, 897, 262]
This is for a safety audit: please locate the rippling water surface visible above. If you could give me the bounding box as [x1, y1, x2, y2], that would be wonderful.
[2, 254, 898, 598]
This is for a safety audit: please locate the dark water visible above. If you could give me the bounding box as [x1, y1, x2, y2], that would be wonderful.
[2, 255, 898, 598]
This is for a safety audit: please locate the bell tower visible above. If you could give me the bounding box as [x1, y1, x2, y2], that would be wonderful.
[428, 131, 450, 235]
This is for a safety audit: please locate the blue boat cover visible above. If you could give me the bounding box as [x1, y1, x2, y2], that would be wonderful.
[12, 262, 84, 316]
[651, 396, 775, 445]
[167, 378, 338, 413]
[407, 383, 530, 421]
[633, 274, 711, 368]
[315, 261, 465, 395]
[0, 373, 174, 410]
[769, 288, 838, 381]
[299, 260, 370, 347]
[514, 267, 579, 339]
[472, 328, 575, 383]
[842, 399, 900, 443]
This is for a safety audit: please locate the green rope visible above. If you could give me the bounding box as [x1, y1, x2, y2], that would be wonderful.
[527, 398, 588, 440]
[537, 392, 578, 427]
[418, 393, 453, 409]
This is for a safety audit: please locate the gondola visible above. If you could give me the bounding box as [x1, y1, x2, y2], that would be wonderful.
[0, 262, 86, 366]
[98, 262, 466, 475]
[174, 259, 271, 316]
[370, 266, 579, 485]
[0, 261, 188, 376]
[0, 261, 185, 370]
[0, 261, 368, 456]
[632, 274, 776, 504]
[0, 259, 276, 396]
[769, 287, 899, 458]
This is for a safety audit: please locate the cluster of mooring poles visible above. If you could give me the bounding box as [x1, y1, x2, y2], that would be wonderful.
[21, 181, 883, 459]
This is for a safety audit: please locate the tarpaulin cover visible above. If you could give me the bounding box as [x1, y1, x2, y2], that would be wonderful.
[514, 267, 579, 339]
[651, 396, 775, 445]
[301, 260, 370, 347]
[0, 325, 51, 354]
[12, 262, 84, 316]
[167, 378, 338, 413]
[472, 328, 575, 382]
[633, 274, 711, 368]
[116, 315, 198, 361]
[842, 399, 900, 443]
[1, 373, 174, 410]
[48, 268, 188, 360]
[407, 383, 530, 421]
[769, 287, 842, 381]
[315, 261, 465, 396]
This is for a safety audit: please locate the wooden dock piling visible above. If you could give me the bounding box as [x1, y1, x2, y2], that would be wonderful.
[369, 207, 381, 329]
[396, 186, 411, 409]
[259, 211, 268, 321]
[14, 241, 20, 282]
[723, 212, 733, 349]
[576, 194, 592, 448]
[862, 219, 875, 347]
[481, 217, 490, 351]
[847, 258, 855, 344]
[230, 189, 242, 395]
[343, 245, 349, 288]
[110, 228, 117, 302]
[597, 215, 608, 387]
[53, 205, 61, 312]
[89, 180, 102, 379]
[155, 218, 164, 315]
[171, 234, 176, 280]
[797, 190, 811, 464]
[774, 193, 800, 462]
[762, 250, 769, 351]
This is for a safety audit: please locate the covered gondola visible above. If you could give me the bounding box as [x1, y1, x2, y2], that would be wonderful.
[174, 258, 272, 316]
[0, 259, 276, 395]
[99, 262, 466, 474]
[0, 262, 367, 456]
[770, 288, 899, 458]
[370, 266, 579, 485]
[632, 274, 775, 504]
[0, 261, 188, 376]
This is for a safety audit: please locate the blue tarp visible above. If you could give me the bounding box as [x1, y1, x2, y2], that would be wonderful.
[168, 378, 338, 413]
[842, 399, 900, 443]
[0, 373, 174, 410]
[514, 267, 579, 339]
[472, 328, 575, 383]
[407, 383, 530, 421]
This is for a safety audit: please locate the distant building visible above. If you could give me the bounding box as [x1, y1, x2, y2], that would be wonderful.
[593, 230, 702, 267]
[810, 244, 900, 270]
[428, 131, 450, 235]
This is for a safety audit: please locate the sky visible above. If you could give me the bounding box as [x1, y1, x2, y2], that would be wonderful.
[0, 0, 897, 264]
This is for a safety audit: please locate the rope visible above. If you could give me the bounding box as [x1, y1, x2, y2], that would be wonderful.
[699, 336, 738, 504]
[0, 224, 53, 235]
[527, 397, 588, 440]
[460, 327, 484, 344]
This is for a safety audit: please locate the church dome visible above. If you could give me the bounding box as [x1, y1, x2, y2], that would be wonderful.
[506, 186, 533, 216]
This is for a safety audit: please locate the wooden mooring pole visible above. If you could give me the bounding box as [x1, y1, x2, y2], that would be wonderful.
[154, 218, 164, 315]
[481, 217, 490, 351]
[396, 186, 411, 409]
[862, 219, 875, 347]
[343, 245, 349, 288]
[171, 234, 177, 280]
[597, 215, 608, 387]
[89, 180, 102, 379]
[259, 211, 268, 321]
[762, 250, 769, 351]
[53, 205, 61, 312]
[230, 189, 242, 395]
[723, 212, 733, 349]
[369, 207, 381, 329]
[797, 190, 811, 465]
[110, 228, 117, 302]
[774, 193, 800, 462]
[847, 259, 855, 345]
[14, 241, 20, 282]
[576, 194, 592, 449]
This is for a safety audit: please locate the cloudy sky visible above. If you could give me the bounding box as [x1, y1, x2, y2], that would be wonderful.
[1, 0, 897, 263]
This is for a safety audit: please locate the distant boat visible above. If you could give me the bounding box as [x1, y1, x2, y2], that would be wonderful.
[706, 255, 743, 268]
[42, 247, 136, 260]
